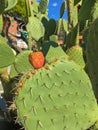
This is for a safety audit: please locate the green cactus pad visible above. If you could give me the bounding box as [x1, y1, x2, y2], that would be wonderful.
[60, 1, 66, 18]
[0, 15, 3, 32]
[49, 35, 58, 43]
[42, 41, 68, 63]
[26, 16, 45, 41]
[4, 0, 17, 12]
[14, 50, 33, 74]
[15, 59, 98, 130]
[0, 0, 6, 14]
[86, 18, 98, 100]
[66, 45, 85, 68]
[38, 0, 48, 14]
[78, 0, 96, 21]
[45, 19, 56, 37]
[0, 42, 15, 68]
[10, 64, 18, 78]
[74, 0, 82, 5]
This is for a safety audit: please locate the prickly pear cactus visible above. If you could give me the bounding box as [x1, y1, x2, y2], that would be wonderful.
[66, 45, 85, 68]
[86, 17, 98, 100]
[0, 42, 15, 68]
[15, 59, 98, 130]
[14, 50, 33, 74]
[4, 0, 18, 12]
[38, 0, 48, 14]
[0, 0, 6, 14]
[26, 16, 45, 41]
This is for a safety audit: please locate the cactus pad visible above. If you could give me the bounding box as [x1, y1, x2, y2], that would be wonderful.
[66, 45, 85, 68]
[15, 59, 98, 130]
[14, 50, 33, 74]
[26, 16, 45, 41]
[0, 42, 15, 68]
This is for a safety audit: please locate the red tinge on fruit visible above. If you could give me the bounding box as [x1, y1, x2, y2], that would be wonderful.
[30, 0, 33, 5]
[77, 4, 81, 10]
[29, 52, 45, 69]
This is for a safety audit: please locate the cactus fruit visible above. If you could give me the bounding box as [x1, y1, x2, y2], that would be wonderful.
[29, 51, 45, 69]
[14, 59, 98, 130]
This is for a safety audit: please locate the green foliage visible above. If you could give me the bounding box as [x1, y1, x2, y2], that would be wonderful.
[5, 0, 26, 19]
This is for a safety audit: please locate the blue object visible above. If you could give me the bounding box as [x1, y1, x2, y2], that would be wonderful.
[36, 0, 68, 20]
[0, 94, 7, 112]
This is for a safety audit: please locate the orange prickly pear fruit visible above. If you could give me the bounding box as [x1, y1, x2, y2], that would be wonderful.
[29, 52, 45, 69]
